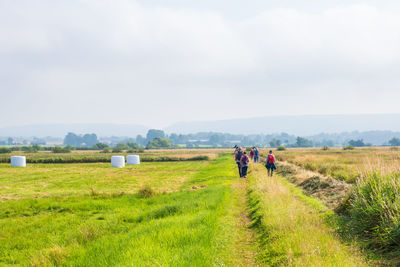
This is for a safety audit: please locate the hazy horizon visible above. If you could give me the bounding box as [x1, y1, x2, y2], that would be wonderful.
[1, 0, 400, 128]
[2, 113, 400, 138]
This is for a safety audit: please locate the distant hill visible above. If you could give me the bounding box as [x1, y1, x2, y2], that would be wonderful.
[165, 114, 400, 136]
[0, 123, 148, 138]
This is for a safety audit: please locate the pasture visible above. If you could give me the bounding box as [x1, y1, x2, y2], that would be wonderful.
[0, 148, 399, 266]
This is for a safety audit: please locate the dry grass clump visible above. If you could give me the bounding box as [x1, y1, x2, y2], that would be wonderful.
[138, 185, 156, 198]
[276, 161, 352, 209]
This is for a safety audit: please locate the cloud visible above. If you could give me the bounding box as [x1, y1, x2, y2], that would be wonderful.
[0, 1, 400, 128]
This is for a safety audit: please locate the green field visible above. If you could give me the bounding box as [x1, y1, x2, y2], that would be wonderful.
[1, 150, 398, 266]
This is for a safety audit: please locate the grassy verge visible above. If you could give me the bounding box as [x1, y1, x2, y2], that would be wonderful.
[247, 163, 368, 266]
[337, 172, 400, 263]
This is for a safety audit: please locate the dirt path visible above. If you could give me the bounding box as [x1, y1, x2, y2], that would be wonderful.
[230, 177, 259, 266]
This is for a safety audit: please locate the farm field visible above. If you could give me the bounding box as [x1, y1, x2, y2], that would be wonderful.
[274, 147, 400, 183]
[0, 149, 226, 164]
[1, 149, 398, 266]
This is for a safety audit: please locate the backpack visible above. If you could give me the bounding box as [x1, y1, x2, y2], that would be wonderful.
[236, 151, 243, 161]
[241, 155, 249, 164]
[267, 154, 274, 164]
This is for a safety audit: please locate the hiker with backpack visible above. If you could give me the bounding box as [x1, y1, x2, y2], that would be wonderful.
[249, 148, 255, 161]
[235, 147, 244, 177]
[254, 147, 259, 163]
[240, 151, 250, 178]
[265, 150, 276, 176]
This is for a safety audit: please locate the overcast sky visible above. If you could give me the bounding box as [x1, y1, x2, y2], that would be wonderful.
[1, 0, 400, 128]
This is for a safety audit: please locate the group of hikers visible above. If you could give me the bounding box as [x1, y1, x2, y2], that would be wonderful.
[234, 146, 276, 178]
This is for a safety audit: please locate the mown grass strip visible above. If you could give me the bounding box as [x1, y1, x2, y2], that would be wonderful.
[247, 163, 368, 266]
[0, 155, 253, 266]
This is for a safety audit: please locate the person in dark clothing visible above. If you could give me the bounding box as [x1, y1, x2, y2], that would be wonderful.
[254, 147, 259, 163]
[265, 150, 276, 176]
[240, 151, 250, 178]
[249, 148, 255, 161]
[235, 147, 244, 177]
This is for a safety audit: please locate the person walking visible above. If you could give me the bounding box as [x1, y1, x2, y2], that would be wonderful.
[249, 148, 255, 162]
[235, 147, 244, 177]
[240, 151, 250, 178]
[265, 150, 276, 176]
[254, 147, 259, 163]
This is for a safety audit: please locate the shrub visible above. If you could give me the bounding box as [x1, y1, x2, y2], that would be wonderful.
[277, 146, 286, 151]
[127, 148, 145, 153]
[112, 147, 123, 153]
[21, 146, 38, 153]
[322, 146, 329, 151]
[52, 146, 71, 153]
[100, 148, 110, 153]
[0, 147, 11, 154]
[146, 138, 171, 149]
[345, 172, 400, 249]
[138, 186, 156, 198]
[343, 145, 354, 150]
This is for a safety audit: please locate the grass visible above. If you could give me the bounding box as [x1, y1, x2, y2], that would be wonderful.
[0, 150, 213, 164]
[247, 163, 368, 266]
[340, 171, 400, 256]
[0, 161, 209, 201]
[0, 154, 255, 266]
[2, 148, 396, 266]
[273, 147, 400, 183]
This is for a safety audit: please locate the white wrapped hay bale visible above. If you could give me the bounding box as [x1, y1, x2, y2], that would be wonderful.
[11, 156, 26, 167]
[111, 156, 125, 168]
[127, 155, 140, 165]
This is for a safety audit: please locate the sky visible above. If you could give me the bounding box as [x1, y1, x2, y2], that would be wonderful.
[1, 0, 400, 129]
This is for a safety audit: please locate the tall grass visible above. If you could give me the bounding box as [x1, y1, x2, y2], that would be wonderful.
[345, 172, 400, 250]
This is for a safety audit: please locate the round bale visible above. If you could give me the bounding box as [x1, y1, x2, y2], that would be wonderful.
[11, 156, 26, 167]
[111, 156, 125, 168]
[127, 155, 140, 165]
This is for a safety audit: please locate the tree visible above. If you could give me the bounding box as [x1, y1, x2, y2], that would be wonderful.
[93, 143, 108, 150]
[348, 139, 366, 147]
[146, 129, 165, 142]
[146, 138, 171, 149]
[82, 134, 98, 147]
[52, 146, 71, 153]
[269, 139, 281, 147]
[295, 137, 313, 147]
[389, 137, 400, 146]
[169, 133, 179, 144]
[127, 142, 140, 149]
[115, 143, 129, 150]
[63, 132, 82, 147]
[209, 134, 224, 145]
[136, 135, 147, 146]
